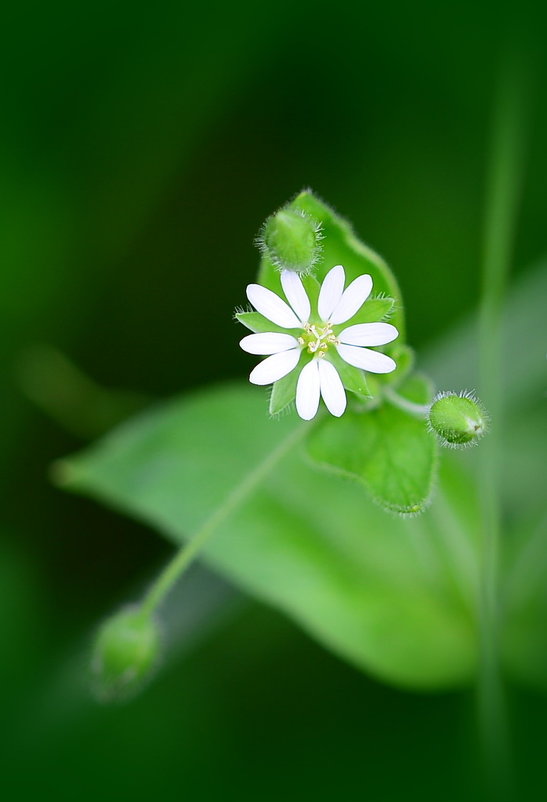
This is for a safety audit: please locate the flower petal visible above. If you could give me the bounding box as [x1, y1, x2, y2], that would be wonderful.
[318, 264, 345, 321]
[240, 332, 300, 355]
[338, 322, 399, 346]
[249, 349, 301, 385]
[296, 359, 321, 420]
[246, 284, 301, 329]
[337, 344, 396, 373]
[318, 359, 346, 417]
[329, 274, 373, 324]
[280, 270, 311, 324]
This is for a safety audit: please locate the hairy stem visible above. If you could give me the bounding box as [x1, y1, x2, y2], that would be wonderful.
[383, 387, 430, 417]
[140, 423, 308, 616]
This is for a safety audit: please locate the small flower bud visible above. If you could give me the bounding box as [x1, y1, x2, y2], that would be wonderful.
[427, 391, 488, 448]
[91, 606, 160, 702]
[257, 207, 323, 274]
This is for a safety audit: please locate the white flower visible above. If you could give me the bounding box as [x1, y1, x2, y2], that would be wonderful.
[239, 264, 399, 420]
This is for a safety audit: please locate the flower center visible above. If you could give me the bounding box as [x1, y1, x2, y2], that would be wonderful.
[298, 322, 339, 357]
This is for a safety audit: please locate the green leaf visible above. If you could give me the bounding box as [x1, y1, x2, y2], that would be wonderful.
[307, 374, 437, 514]
[58, 383, 474, 690]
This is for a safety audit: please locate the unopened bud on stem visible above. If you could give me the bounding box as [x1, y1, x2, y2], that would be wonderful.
[257, 207, 323, 274]
[427, 391, 488, 448]
[91, 606, 160, 702]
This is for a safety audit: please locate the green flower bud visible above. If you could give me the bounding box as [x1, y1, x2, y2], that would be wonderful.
[427, 391, 488, 448]
[91, 606, 160, 702]
[257, 207, 323, 274]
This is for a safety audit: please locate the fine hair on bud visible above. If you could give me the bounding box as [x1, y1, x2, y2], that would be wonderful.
[91, 605, 162, 703]
[427, 390, 489, 449]
[256, 206, 323, 275]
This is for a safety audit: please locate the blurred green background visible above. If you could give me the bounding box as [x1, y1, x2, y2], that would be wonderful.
[1, 1, 545, 800]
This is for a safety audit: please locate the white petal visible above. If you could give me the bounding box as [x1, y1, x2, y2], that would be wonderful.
[296, 360, 321, 420]
[338, 322, 399, 346]
[337, 344, 396, 374]
[318, 264, 345, 321]
[246, 284, 301, 329]
[329, 274, 373, 324]
[318, 359, 346, 417]
[249, 349, 301, 385]
[240, 332, 299, 355]
[280, 270, 311, 323]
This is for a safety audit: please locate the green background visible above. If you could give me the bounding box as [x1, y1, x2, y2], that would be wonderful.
[1, 1, 545, 800]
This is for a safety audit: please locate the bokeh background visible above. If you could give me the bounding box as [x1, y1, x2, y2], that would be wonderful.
[1, 1, 545, 800]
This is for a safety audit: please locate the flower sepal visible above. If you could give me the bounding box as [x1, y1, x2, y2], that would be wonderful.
[235, 310, 300, 336]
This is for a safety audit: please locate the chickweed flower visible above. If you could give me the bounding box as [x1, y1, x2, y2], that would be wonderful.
[239, 264, 399, 420]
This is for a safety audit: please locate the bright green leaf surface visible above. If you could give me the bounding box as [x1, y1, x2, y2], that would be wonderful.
[307, 375, 437, 514]
[60, 384, 474, 689]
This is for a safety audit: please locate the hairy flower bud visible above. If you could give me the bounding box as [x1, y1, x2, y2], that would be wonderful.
[257, 207, 323, 274]
[91, 606, 160, 702]
[427, 391, 488, 448]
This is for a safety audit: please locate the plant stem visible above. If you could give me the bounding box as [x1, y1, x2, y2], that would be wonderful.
[476, 58, 529, 798]
[383, 387, 430, 417]
[140, 422, 308, 616]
